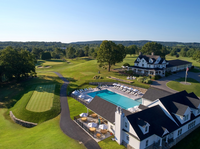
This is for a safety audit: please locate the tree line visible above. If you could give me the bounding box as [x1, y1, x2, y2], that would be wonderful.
[0, 46, 37, 82]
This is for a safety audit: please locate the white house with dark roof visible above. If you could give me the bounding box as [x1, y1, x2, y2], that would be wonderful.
[127, 52, 192, 77]
[86, 88, 200, 149]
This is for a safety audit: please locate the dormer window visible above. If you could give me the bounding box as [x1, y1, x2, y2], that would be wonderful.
[125, 122, 127, 128]
[198, 109, 200, 113]
[145, 126, 148, 132]
[137, 58, 140, 61]
[184, 114, 189, 121]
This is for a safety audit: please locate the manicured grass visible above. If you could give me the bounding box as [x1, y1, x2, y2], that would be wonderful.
[98, 136, 126, 149]
[0, 109, 86, 149]
[68, 96, 88, 119]
[26, 84, 55, 112]
[167, 78, 200, 97]
[189, 68, 200, 73]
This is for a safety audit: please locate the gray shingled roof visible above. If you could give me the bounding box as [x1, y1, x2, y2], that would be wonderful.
[126, 105, 179, 140]
[172, 102, 189, 116]
[86, 96, 131, 123]
[134, 55, 165, 64]
[142, 88, 172, 101]
[167, 59, 191, 68]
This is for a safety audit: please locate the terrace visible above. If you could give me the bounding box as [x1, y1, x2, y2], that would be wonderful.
[74, 113, 112, 142]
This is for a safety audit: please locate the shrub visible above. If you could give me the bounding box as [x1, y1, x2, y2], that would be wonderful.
[93, 75, 103, 79]
[191, 66, 194, 69]
[123, 63, 130, 67]
[137, 77, 144, 83]
[152, 75, 161, 80]
[144, 78, 152, 84]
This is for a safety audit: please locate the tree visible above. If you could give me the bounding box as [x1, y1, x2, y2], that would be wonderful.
[186, 48, 195, 57]
[126, 45, 138, 55]
[66, 47, 76, 58]
[32, 48, 43, 59]
[0, 46, 37, 80]
[84, 45, 89, 56]
[41, 52, 51, 60]
[97, 40, 126, 72]
[169, 48, 177, 56]
[180, 47, 189, 57]
[193, 50, 200, 62]
[141, 42, 166, 58]
[75, 49, 85, 57]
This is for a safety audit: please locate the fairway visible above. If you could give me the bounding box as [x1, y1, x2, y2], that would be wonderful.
[26, 84, 55, 112]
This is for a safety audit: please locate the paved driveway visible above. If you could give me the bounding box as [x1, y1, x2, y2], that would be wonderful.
[151, 71, 200, 93]
[54, 72, 101, 149]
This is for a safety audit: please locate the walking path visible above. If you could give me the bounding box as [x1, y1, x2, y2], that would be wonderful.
[54, 72, 101, 149]
[151, 71, 200, 93]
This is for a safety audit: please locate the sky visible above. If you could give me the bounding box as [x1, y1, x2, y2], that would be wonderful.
[0, 0, 200, 43]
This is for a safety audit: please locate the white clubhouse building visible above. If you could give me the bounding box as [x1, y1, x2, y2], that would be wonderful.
[127, 52, 192, 77]
[86, 88, 200, 149]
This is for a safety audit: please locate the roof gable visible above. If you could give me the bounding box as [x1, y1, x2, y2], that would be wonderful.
[87, 96, 131, 123]
[126, 105, 178, 140]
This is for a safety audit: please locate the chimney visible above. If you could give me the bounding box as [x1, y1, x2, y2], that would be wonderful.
[139, 52, 142, 55]
[151, 52, 154, 55]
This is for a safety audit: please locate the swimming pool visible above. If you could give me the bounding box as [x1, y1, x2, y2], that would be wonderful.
[87, 90, 141, 109]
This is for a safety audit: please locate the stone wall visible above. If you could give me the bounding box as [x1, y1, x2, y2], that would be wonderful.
[10, 111, 37, 128]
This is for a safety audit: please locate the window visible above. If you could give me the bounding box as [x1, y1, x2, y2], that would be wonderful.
[184, 114, 189, 121]
[126, 135, 129, 141]
[198, 109, 200, 113]
[125, 122, 127, 128]
[188, 121, 195, 129]
[145, 126, 148, 132]
[142, 60, 144, 62]
[142, 64, 144, 67]
[110, 125, 113, 129]
[146, 140, 148, 147]
[178, 129, 182, 136]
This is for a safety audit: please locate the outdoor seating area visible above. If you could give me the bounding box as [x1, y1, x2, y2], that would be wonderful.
[74, 112, 112, 142]
[112, 83, 143, 96]
[126, 76, 136, 80]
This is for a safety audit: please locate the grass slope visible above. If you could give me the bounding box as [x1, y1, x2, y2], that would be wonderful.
[26, 84, 55, 112]
[0, 109, 85, 149]
[167, 78, 200, 97]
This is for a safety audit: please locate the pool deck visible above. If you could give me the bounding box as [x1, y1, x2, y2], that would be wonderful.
[75, 86, 144, 104]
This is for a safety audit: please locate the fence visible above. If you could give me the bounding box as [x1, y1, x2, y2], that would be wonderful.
[10, 111, 37, 128]
[71, 94, 88, 106]
[74, 116, 95, 137]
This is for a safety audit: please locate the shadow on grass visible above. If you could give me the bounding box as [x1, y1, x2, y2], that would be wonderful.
[46, 59, 64, 62]
[81, 57, 93, 61]
[36, 60, 45, 66]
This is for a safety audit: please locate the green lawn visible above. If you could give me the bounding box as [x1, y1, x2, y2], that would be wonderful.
[166, 78, 200, 97]
[26, 84, 55, 112]
[98, 136, 126, 149]
[0, 109, 85, 149]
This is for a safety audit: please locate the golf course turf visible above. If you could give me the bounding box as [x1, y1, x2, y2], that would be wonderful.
[26, 84, 55, 112]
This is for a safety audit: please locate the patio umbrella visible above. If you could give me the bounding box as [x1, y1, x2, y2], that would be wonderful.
[117, 84, 121, 87]
[79, 94, 85, 98]
[88, 122, 97, 128]
[86, 98, 93, 102]
[133, 89, 138, 92]
[124, 86, 128, 89]
[99, 124, 108, 130]
[128, 87, 133, 90]
[120, 85, 125, 88]
[127, 107, 135, 113]
[79, 113, 88, 117]
[113, 83, 117, 86]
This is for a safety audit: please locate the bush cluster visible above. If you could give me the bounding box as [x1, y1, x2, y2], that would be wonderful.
[93, 75, 103, 79]
[137, 77, 152, 84]
[123, 63, 130, 67]
[152, 75, 161, 80]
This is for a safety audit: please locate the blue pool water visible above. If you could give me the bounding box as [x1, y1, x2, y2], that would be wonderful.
[87, 90, 141, 109]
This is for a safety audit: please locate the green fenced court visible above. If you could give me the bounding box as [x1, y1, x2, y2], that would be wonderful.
[26, 84, 56, 112]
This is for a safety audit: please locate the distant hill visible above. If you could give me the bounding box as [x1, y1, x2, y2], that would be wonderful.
[70, 40, 200, 47]
[0, 40, 200, 50]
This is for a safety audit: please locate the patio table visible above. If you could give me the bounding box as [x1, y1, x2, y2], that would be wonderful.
[91, 113, 97, 118]
[81, 117, 87, 122]
[89, 127, 96, 132]
[101, 129, 107, 134]
[96, 133, 101, 138]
